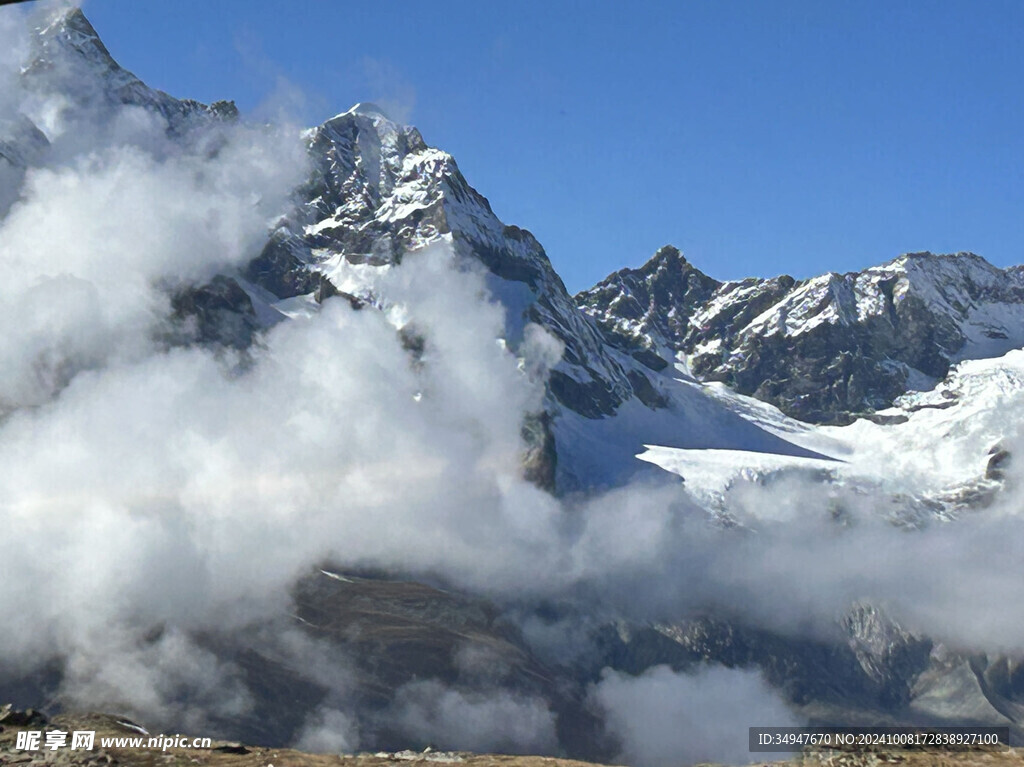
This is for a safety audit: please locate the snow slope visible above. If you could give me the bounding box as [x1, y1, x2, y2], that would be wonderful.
[639, 350, 1024, 519]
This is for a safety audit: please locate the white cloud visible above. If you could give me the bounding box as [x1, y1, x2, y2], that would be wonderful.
[294, 707, 360, 754]
[590, 664, 800, 767]
[390, 680, 558, 755]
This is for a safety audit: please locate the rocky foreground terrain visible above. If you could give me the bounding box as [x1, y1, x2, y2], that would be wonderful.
[3, 705, 1022, 767]
[0, 705, 599, 767]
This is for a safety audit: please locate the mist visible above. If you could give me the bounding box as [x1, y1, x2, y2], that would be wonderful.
[590, 665, 799, 767]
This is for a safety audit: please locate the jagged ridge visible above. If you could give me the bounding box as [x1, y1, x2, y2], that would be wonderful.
[578, 248, 1024, 423]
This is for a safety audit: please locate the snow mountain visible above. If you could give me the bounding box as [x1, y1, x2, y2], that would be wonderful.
[8, 5, 1024, 758]
[251, 100, 643, 419]
[578, 246, 1024, 424]
[12, 8, 1024, 496]
[22, 9, 1002, 493]
[245, 103, 839, 490]
[23, 6, 238, 132]
[4, 8, 818, 496]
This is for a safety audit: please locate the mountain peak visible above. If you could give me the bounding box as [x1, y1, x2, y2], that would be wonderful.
[580, 243, 1024, 424]
[35, 5, 114, 66]
[624, 244, 710, 285]
[24, 4, 138, 101]
[345, 102, 393, 121]
[885, 251, 992, 271]
[24, 6, 236, 138]
[41, 5, 94, 32]
[643, 244, 702, 277]
[902, 250, 980, 260]
[652, 244, 685, 263]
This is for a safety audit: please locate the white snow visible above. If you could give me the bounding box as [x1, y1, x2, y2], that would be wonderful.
[552, 374, 832, 492]
[635, 349, 1024, 517]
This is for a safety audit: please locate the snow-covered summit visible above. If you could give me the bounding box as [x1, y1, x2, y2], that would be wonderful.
[251, 100, 662, 443]
[579, 248, 1024, 423]
[35, 6, 110, 62]
[18, 7, 1024, 496]
[23, 6, 238, 136]
[344, 102, 393, 120]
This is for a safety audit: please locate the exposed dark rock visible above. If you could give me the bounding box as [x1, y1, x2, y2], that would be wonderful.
[987, 444, 1012, 481]
[212, 744, 251, 754]
[576, 245, 718, 358]
[626, 369, 669, 410]
[863, 413, 911, 425]
[521, 411, 558, 491]
[840, 604, 933, 709]
[586, 607, 934, 718]
[547, 371, 619, 419]
[170, 276, 260, 349]
[208, 100, 240, 121]
[288, 572, 602, 756]
[244, 231, 320, 299]
[630, 347, 668, 371]
[313, 275, 337, 304]
[0, 705, 48, 727]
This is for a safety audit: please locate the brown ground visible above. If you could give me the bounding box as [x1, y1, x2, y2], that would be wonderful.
[0, 707, 606, 767]
[2, 707, 1022, 767]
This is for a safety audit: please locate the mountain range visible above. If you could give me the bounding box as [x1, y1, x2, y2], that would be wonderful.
[4, 7, 1024, 764]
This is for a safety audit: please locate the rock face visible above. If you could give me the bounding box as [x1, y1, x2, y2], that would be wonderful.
[595, 611, 928, 712]
[257, 102, 663, 423]
[17, 9, 1024, 435]
[0, 116, 49, 170]
[0, 115, 49, 217]
[23, 8, 237, 136]
[289, 572, 602, 756]
[578, 248, 1024, 423]
[169, 276, 261, 350]
[4, 8, 252, 352]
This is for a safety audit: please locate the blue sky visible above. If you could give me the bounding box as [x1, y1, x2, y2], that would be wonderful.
[65, 0, 1024, 291]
